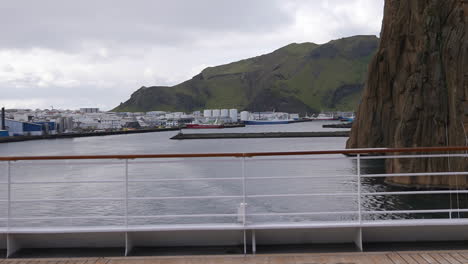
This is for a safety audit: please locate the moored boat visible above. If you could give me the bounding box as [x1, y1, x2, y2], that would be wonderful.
[313, 113, 337, 121]
[339, 117, 355, 122]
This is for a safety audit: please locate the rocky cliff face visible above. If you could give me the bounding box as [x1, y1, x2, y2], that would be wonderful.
[347, 0, 468, 187]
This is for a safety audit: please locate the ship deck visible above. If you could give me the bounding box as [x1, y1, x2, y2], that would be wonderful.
[2, 250, 468, 264]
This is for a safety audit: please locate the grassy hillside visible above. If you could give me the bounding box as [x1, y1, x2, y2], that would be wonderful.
[113, 35, 379, 114]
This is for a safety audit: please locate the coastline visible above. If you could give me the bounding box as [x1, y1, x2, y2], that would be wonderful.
[0, 127, 181, 144]
[0, 123, 247, 144]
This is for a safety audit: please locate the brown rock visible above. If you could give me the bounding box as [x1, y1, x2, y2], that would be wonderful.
[347, 0, 468, 188]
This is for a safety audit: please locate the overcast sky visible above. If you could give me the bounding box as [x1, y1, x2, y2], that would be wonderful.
[0, 0, 384, 111]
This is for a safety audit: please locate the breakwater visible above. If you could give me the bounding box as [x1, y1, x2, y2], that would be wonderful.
[221, 123, 246, 128]
[323, 123, 353, 128]
[0, 127, 182, 143]
[171, 131, 350, 140]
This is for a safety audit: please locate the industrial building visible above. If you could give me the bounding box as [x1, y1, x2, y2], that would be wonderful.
[79, 108, 100, 113]
[3, 119, 56, 136]
[203, 109, 239, 123]
[56, 117, 74, 133]
[34, 121, 58, 135]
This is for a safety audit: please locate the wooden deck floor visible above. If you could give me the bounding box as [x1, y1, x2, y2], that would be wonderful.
[1, 251, 468, 264]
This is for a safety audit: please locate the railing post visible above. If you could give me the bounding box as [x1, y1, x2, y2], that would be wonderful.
[7, 161, 11, 230]
[357, 154, 362, 224]
[242, 156, 247, 226]
[125, 159, 129, 228]
[242, 156, 247, 255]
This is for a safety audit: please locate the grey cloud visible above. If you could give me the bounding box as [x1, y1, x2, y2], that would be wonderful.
[2, 64, 14, 72]
[0, 80, 127, 109]
[0, 0, 385, 110]
[0, 0, 293, 50]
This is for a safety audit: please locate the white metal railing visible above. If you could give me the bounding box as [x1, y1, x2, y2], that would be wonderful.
[0, 149, 467, 232]
[0, 148, 468, 255]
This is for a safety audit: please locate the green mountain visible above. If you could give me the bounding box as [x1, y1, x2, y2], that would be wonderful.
[113, 35, 379, 114]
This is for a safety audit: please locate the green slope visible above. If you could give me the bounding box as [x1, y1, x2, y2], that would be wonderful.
[113, 35, 379, 114]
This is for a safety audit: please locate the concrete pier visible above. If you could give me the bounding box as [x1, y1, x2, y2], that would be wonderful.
[323, 123, 353, 128]
[0, 127, 182, 144]
[171, 131, 350, 140]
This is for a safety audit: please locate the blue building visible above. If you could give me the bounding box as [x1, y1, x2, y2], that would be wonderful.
[5, 119, 45, 136]
[0, 130, 8, 137]
[34, 121, 57, 133]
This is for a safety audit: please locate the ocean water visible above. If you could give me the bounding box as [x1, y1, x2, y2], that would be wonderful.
[0, 121, 463, 228]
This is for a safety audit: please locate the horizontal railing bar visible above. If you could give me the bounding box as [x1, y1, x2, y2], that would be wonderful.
[364, 209, 468, 214]
[247, 175, 357, 180]
[363, 190, 468, 196]
[129, 195, 243, 200]
[10, 214, 239, 220]
[11, 190, 468, 202]
[247, 193, 356, 198]
[10, 216, 126, 220]
[361, 172, 468, 178]
[129, 214, 238, 218]
[2, 146, 468, 161]
[3, 220, 468, 233]
[128, 177, 242, 182]
[13, 210, 467, 221]
[13, 178, 242, 184]
[11, 180, 125, 184]
[245, 157, 352, 162]
[12, 196, 245, 202]
[7, 209, 468, 222]
[249, 211, 358, 216]
[361, 154, 468, 160]
[0, 153, 243, 161]
[8, 153, 466, 165]
[129, 158, 240, 164]
[8, 162, 124, 166]
[11, 197, 125, 202]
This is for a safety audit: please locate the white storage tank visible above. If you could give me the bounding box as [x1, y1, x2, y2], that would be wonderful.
[240, 111, 250, 121]
[212, 109, 221, 117]
[203, 109, 212, 117]
[221, 109, 229, 117]
[229, 109, 238, 122]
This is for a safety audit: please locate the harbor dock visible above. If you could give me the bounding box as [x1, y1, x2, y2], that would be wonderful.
[323, 123, 353, 128]
[0, 127, 182, 143]
[171, 131, 350, 140]
[0, 124, 247, 144]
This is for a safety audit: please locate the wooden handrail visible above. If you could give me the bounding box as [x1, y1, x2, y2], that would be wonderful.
[1, 146, 468, 161]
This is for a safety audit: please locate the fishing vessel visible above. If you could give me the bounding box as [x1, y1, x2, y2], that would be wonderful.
[186, 119, 224, 129]
[313, 113, 337, 121]
[339, 116, 355, 122]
